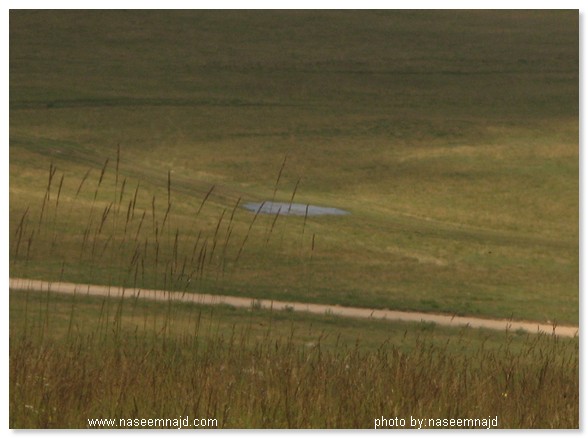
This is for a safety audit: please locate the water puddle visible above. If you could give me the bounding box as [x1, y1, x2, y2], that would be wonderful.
[243, 201, 350, 216]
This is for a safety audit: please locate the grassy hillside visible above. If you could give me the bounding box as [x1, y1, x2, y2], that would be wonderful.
[10, 10, 578, 323]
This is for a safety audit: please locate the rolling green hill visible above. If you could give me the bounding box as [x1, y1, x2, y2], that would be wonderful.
[9, 10, 578, 323]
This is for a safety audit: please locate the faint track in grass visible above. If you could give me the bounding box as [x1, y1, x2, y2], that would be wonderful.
[9, 277, 578, 338]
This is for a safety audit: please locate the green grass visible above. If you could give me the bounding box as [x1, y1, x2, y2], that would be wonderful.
[9, 10, 578, 324]
[9, 139, 578, 323]
[11, 289, 561, 355]
[9, 290, 579, 428]
[9, 11, 579, 429]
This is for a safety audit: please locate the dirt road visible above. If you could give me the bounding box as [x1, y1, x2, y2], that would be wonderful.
[9, 277, 579, 338]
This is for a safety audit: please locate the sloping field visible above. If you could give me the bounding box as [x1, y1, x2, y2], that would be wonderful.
[10, 10, 578, 323]
[9, 11, 579, 429]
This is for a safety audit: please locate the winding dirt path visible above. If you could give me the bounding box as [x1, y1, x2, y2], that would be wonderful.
[9, 277, 578, 338]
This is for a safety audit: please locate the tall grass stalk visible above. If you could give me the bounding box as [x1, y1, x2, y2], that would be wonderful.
[220, 197, 241, 277]
[235, 201, 264, 264]
[265, 154, 288, 244]
[196, 185, 215, 218]
[50, 173, 65, 251]
[12, 206, 29, 263]
[37, 162, 56, 235]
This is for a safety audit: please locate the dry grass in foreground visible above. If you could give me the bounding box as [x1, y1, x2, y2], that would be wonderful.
[10, 292, 578, 429]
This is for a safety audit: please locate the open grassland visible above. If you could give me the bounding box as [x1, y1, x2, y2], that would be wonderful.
[9, 11, 579, 429]
[10, 290, 579, 428]
[9, 151, 578, 324]
[9, 11, 578, 324]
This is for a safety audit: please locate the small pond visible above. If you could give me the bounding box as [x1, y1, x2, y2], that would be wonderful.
[243, 201, 350, 217]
